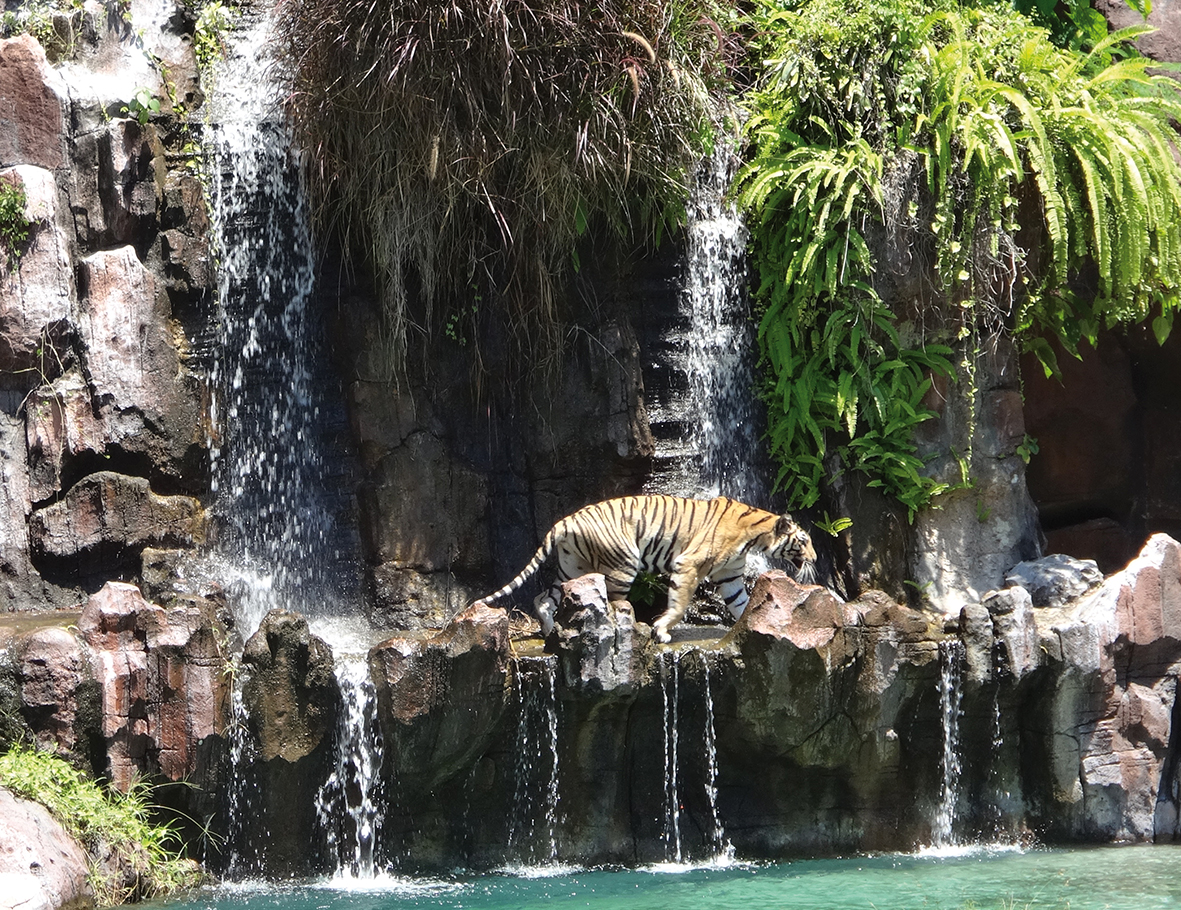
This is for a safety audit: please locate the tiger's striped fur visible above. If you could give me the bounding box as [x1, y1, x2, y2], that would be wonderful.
[475, 494, 816, 643]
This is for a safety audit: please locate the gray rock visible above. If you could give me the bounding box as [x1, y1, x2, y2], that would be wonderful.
[553, 573, 647, 697]
[1006, 553, 1103, 607]
[0, 787, 93, 910]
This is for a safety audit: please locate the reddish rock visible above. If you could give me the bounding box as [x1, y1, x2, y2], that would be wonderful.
[17, 626, 90, 757]
[28, 471, 205, 570]
[0, 787, 93, 910]
[734, 570, 846, 651]
[77, 581, 229, 789]
[23, 370, 106, 504]
[0, 37, 69, 170]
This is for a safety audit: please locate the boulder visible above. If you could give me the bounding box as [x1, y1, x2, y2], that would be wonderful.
[369, 602, 509, 793]
[236, 609, 339, 877]
[16, 625, 97, 763]
[28, 471, 205, 573]
[0, 787, 93, 910]
[553, 574, 647, 697]
[1006, 554, 1104, 607]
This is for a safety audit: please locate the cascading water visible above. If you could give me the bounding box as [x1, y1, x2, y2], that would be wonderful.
[204, 10, 370, 878]
[660, 649, 684, 863]
[700, 654, 734, 861]
[930, 640, 965, 849]
[507, 656, 561, 868]
[645, 140, 767, 503]
[315, 646, 385, 879]
[204, 13, 360, 637]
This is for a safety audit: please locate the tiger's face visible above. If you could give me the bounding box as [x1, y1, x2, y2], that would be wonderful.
[770, 515, 817, 583]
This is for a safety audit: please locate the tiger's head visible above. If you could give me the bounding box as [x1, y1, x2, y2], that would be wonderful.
[770, 514, 817, 584]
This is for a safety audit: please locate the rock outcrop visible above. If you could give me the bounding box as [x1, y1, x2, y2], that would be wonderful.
[0, 787, 93, 910]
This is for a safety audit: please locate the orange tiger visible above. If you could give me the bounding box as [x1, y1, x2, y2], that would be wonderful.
[474, 494, 816, 642]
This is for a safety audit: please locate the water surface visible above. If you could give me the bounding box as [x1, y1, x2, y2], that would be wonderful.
[154, 844, 1181, 910]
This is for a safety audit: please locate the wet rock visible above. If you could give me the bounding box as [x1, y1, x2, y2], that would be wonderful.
[237, 609, 339, 878]
[0, 37, 69, 170]
[96, 119, 163, 247]
[0, 164, 75, 375]
[28, 471, 205, 575]
[77, 581, 228, 790]
[241, 609, 337, 763]
[0, 787, 93, 910]
[369, 602, 509, 793]
[1006, 554, 1103, 607]
[553, 574, 647, 697]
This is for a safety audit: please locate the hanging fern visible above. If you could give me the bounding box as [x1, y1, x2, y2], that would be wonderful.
[739, 0, 1181, 515]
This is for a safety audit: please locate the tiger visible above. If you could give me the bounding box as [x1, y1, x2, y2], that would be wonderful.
[474, 494, 817, 643]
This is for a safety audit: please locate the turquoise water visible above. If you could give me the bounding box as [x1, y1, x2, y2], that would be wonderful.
[153, 845, 1181, 910]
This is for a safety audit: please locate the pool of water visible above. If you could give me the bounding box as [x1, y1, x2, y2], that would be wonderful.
[150, 844, 1181, 910]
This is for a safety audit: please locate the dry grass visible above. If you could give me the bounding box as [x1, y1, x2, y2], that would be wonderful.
[272, 0, 733, 379]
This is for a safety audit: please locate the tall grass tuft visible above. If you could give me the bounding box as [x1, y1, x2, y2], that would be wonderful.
[272, 0, 734, 379]
[0, 745, 202, 906]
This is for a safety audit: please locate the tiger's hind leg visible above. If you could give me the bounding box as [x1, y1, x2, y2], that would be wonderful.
[710, 565, 749, 620]
[533, 583, 562, 637]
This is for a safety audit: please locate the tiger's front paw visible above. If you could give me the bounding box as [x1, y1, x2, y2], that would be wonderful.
[653, 622, 672, 644]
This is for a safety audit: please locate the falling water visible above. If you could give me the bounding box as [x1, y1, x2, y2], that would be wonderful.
[203, 13, 359, 637]
[700, 654, 734, 861]
[645, 141, 767, 502]
[222, 677, 256, 877]
[507, 656, 561, 867]
[315, 649, 385, 879]
[660, 649, 684, 862]
[931, 640, 965, 849]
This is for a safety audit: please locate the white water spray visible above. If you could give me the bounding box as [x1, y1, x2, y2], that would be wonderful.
[507, 656, 561, 867]
[930, 639, 965, 849]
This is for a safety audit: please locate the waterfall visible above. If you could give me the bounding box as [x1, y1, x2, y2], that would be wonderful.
[507, 656, 561, 868]
[203, 12, 360, 637]
[700, 654, 733, 862]
[660, 649, 684, 863]
[930, 640, 965, 849]
[315, 646, 385, 879]
[645, 141, 767, 503]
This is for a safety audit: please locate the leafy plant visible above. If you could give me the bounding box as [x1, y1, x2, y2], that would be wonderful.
[194, 1, 233, 74]
[272, 0, 735, 380]
[0, 175, 30, 269]
[123, 86, 161, 124]
[0, 744, 201, 905]
[815, 512, 853, 536]
[738, 0, 1181, 515]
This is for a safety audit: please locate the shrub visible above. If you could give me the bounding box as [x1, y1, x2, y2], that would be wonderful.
[738, 0, 1181, 514]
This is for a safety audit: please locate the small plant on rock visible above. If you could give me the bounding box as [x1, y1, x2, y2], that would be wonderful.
[0, 175, 30, 269]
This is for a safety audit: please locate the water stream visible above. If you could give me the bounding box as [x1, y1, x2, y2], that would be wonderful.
[507, 656, 561, 868]
[660, 649, 684, 863]
[930, 640, 965, 849]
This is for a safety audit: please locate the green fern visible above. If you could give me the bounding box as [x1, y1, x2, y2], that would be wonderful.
[740, 0, 1181, 514]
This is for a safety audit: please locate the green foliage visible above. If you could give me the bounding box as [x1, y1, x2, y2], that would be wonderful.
[194, 1, 233, 74]
[629, 569, 670, 611]
[739, 0, 1181, 514]
[272, 0, 734, 379]
[122, 86, 161, 124]
[814, 512, 853, 536]
[0, 745, 201, 905]
[0, 175, 31, 269]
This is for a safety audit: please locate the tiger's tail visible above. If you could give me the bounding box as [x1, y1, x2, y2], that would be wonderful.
[474, 530, 557, 607]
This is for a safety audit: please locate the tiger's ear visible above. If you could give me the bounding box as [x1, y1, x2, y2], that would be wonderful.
[774, 515, 795, 537]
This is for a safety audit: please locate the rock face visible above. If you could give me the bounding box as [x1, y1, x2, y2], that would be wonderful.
[0, 22, 212, 613]
[235, 609, 340, 877]
[0, 787, 93, 910]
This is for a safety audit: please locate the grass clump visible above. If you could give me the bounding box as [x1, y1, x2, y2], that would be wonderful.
[273, 0, 734, 379]
[0, 744, 202, 906]
[737, 0, 1181, 514]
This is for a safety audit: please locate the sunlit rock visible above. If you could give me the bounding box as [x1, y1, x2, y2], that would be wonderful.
[0, 787, 93, 910]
